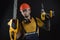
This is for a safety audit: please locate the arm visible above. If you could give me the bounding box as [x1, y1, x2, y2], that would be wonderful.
[36, 17, 50, 31]
[36, 17, 44, 27]
[8, 19, 22, 40]
[40, 9, 54, 31]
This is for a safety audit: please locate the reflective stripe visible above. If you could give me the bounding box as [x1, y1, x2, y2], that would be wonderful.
[24, 32, 38, 36]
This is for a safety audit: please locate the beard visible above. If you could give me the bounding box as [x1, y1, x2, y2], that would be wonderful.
[24, 14, 29, 18]
[25, 15, 28, 18]
[24, 15, 31, 23]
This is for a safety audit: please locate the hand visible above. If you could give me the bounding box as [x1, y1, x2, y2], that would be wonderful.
[8, 19, 13, 27]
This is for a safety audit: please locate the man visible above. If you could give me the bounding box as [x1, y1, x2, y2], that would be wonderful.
[19, 3, 44, 40]
[8, 3, 53, 40]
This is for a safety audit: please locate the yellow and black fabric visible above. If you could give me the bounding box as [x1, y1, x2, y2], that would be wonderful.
[20, 17, 44, 33]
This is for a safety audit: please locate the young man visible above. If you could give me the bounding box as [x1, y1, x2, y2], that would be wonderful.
[19, 3, 44, 40]
[8, 3, 53, 40]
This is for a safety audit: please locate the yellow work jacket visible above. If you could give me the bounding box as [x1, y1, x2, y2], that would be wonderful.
[20, 17, 44, 33]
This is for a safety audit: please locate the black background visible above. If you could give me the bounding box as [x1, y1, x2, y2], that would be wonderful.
[0, 0, 60, 40]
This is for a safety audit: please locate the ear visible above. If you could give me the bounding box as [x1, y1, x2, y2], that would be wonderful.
[20, 10, 24, 15]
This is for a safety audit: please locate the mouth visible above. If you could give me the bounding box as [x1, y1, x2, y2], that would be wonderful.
[25, 16, 28, 18]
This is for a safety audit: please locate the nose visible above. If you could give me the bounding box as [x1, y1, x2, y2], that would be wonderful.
[24, 13, 26, 15]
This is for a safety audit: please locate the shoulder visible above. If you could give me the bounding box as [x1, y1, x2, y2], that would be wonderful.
[34, 17, 41, 21]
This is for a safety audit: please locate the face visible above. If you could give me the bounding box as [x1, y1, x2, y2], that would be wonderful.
[20, 8, 31, 18]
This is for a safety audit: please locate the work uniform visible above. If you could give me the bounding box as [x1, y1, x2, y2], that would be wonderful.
[20, 17, 44, 40]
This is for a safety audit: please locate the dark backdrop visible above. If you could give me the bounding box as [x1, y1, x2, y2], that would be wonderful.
[0, 0, 60, 40]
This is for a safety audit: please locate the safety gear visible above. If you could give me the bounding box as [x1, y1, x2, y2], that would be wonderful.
[20, 3, 31, 11]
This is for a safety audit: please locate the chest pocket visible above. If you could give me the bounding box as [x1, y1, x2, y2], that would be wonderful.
[21, 17, 38, 33]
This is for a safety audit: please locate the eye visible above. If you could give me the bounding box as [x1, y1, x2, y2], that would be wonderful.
[28, 9, 30, 11]
[23, 9, 27, 12]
